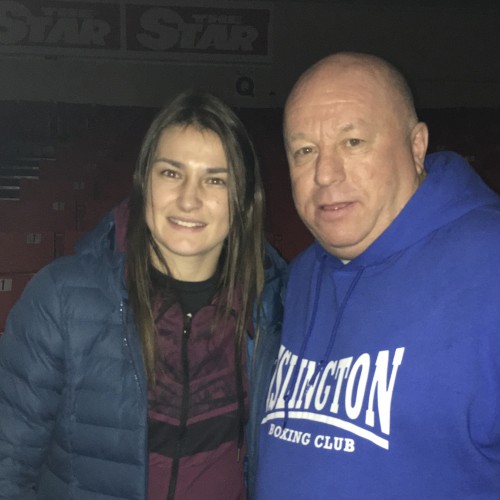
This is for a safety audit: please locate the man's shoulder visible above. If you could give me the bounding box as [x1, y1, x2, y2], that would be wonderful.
[289, 242, 321, 274]
[447, 204, 500, 245]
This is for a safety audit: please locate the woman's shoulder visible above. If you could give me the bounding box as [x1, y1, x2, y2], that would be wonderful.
[18, 251, 123, 315]
[264, 242, 288, 285]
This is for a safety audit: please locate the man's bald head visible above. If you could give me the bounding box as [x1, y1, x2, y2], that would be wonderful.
[286, 52, 419, 133]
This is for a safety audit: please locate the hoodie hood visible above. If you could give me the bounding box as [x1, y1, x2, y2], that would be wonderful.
[317, 151, 500, 270]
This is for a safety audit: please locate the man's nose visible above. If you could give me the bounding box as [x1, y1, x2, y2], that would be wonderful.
[314, 150, 346, 186]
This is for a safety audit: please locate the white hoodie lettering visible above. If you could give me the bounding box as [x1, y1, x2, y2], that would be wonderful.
[263, 346, 405, 449]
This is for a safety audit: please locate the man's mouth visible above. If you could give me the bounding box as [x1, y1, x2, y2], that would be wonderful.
[321, 202, 352, 211]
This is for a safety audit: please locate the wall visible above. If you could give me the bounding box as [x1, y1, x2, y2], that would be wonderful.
[0, 0, 499, 109]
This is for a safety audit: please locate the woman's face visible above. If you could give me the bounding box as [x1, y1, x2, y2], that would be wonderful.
[145, 125, 230, 281]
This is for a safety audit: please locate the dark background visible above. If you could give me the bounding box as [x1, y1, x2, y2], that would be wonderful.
[1, 0, 499, 331]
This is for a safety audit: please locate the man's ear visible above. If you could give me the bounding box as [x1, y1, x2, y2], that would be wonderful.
[411, 122, 429, 175]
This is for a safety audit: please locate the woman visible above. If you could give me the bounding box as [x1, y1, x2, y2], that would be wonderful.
[0, 91, 286, 499]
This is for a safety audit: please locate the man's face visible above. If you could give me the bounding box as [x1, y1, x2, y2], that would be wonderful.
[284, 65, 427, 260]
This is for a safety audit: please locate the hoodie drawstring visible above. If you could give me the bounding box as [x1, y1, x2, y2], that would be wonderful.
[283, 258, 365, 428]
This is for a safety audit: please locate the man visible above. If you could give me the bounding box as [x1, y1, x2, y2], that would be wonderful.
[253, 52, 500, 498]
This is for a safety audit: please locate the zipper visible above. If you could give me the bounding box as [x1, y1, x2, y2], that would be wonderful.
[166, 312, 192, 500]
[120, 299, 143, 395]
[121, 298, 148, 498]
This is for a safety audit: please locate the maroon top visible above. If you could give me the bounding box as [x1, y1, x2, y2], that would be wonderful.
[147, 296, 248, 500]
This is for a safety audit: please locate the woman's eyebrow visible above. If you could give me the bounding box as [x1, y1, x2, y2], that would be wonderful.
[206, 167, 228, 174]
[153, 157, 183, 168]
[153, 159, 227, 174]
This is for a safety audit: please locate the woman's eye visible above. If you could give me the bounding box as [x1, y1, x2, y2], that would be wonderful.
[207, 177, 227, 186]
[162, 169, 179, 178]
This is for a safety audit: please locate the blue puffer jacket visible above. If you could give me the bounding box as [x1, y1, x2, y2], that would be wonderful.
[0, 205, 287, 500]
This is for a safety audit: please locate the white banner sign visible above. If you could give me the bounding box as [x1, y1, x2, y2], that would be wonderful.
[0, 1, 273, 63]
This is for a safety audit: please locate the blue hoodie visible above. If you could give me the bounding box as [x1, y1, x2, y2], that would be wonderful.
[255, 152, 500, 499]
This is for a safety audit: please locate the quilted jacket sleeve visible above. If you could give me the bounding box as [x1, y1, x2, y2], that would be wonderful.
[0, 265, 66, 499]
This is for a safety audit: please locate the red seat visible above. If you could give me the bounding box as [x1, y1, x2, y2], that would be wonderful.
[0, 200, 77, 232]
[19, 178, 96, 202]
[0, 273, 34, 334]
[0, 231, 55, 273]
[76, 200, 117, 231]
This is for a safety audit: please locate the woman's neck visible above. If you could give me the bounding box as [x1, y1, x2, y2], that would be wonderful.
[151, 252, 221, 282]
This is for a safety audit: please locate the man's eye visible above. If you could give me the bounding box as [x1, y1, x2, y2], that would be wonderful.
[294, 146, 314, 158]
[347, 138, 362, 147]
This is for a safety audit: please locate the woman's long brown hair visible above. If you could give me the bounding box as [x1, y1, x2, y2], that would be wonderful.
[126, 90, 265, 387]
